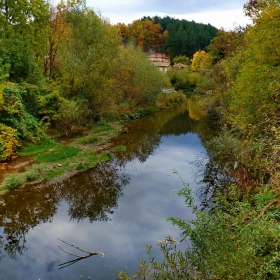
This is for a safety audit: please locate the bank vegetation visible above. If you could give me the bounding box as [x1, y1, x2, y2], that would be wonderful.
[119, 1, 280, 279]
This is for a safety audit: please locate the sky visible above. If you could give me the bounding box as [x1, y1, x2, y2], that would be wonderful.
[83, 0, 252, 30]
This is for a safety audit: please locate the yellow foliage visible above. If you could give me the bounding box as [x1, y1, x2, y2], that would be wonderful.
[0, 88, 3, 107]
[191, 50, 212, 72]
[0, 124, 20, 161]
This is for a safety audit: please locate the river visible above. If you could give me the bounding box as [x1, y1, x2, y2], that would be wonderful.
[0, 98, 216, 279]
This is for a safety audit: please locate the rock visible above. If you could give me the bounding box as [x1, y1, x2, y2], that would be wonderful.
[121, 128, 128, 134]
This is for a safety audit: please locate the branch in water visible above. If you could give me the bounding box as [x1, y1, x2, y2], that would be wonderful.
[57, 238, 104, 270]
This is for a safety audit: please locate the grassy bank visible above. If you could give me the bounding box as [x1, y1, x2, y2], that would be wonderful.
[0, 121, 123, 191]
[0, 94, 187, 192]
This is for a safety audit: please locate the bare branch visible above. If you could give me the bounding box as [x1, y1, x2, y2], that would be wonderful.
[57, 238, 104, 270]
[58, 238, 103, 256]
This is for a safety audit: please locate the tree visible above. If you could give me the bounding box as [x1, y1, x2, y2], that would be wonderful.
[173, 55, 190, 65]
[111, 44, 170, 110]
[230, 1, 280, 131]
[57, 6, 120, 115]
[0, 0, 50, 83]
[191, 50, 212, 72]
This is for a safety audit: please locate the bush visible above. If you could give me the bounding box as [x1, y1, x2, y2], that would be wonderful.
[1, 173, 26, 190]
[120, 182, 280, 280]
[0, 123, 19, 161]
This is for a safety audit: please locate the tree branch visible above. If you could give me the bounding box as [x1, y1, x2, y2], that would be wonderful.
[57, 238, 104, 270]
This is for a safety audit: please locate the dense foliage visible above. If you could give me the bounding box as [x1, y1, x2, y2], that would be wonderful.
[117, 16, 218, 59]
[119, 1, 280, 279]
[0, 0, 177, 161]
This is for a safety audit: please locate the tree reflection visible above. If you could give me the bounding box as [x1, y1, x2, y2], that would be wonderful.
[193, 153, 236, 208]
[0, 96, 218, 261]
[0, 161, 129, 258]
[0, 186, 60, 258]
[113, 97, 217, 166]
[56, 161, 130, 222]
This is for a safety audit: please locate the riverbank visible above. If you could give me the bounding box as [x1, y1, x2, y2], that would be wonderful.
[0, 121, 124, 192]
[0, 93, 187, 192]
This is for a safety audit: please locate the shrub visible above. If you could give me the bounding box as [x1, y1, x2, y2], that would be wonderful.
[1, 173, 26, 190]
[120, 183, 280, 280]
[0, 123, 19, 161]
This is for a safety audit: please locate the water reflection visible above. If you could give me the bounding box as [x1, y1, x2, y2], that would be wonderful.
[0, 161, 129, 259]
[58, 162, 130, 222]
[113, 97, 217, 166]
[0, 97, 218, 278]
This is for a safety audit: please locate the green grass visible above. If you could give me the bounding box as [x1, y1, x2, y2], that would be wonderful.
[45, 151, 113, 180]
[75, 135, 101, 144]
[19, 139, 61, 156]
[0, 120, 123, 191]
[36, 146, 81, 163]
[113, 145, 126, 152]
[1, 151, 114, 190]
[90, 121, 113, 134]
[0, 163, 53, 190]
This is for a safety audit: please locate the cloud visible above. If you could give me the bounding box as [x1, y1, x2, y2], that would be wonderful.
[52, 0, 251, 29]
[88, 0, 251, 29]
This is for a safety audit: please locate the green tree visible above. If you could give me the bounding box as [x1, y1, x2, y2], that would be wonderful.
[57, 6, 120, 115]
[173, 55, 190, 65]
[111, 44, 170, 111]
[0, 0, 50, 83]
[230, 1, 280, 132]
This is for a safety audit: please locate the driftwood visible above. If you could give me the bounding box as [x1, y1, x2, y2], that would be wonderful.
[57, 238, 104, 269]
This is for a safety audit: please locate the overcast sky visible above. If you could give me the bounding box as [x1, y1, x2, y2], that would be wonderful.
[83, 0, 251, 30]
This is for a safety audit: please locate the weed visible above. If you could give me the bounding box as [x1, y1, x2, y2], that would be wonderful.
[90, 121, 112, 134]
[1, 173, 26, 190]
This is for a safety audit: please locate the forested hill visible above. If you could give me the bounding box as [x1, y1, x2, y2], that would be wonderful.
[117, 16, 218, 59]
[152, 16, 218, 58]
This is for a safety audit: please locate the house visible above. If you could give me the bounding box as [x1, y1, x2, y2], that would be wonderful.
[173, 63, 187, 70]
[147, 53, 171, 73]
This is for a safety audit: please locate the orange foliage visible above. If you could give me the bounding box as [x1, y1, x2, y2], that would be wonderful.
[117, 19, 165, 53]
[46, 5, 71, 78]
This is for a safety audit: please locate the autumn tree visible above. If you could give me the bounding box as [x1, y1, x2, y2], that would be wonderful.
[191, 50, 212, 72]
[111, 44, 170, 110]
[207, 28, 247, 63]
[118, 19, 166, 53]
[230, 1, 280, 131]
[57, 6, 120, 115]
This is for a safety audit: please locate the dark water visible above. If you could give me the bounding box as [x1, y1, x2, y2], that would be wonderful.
[0, 99, 215, 279]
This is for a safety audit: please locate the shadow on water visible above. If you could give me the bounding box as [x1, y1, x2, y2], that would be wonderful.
[0, 96, 219, 278]
[0, 161, 129, 259]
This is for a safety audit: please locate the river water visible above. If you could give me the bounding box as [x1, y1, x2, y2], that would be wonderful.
[0, 99, 216, 279]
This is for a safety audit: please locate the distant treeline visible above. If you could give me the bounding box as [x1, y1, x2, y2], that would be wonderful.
[117, 16, 218, 59]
